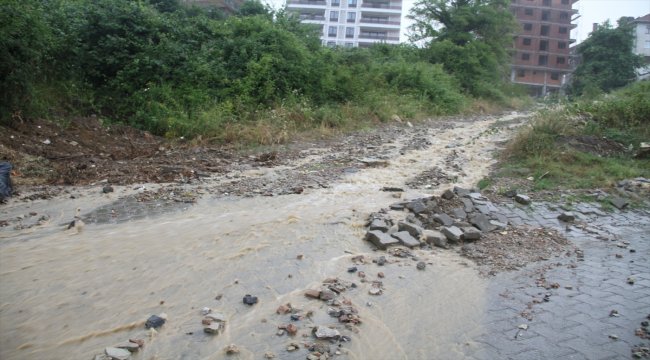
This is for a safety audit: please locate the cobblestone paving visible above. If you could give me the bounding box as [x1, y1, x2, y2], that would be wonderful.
[466, 202, 650, 360]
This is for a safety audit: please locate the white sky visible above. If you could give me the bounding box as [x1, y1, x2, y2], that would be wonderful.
[266, 0, 650, 44]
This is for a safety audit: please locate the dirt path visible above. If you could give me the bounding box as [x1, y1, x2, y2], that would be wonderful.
[0, 113, 535, 360]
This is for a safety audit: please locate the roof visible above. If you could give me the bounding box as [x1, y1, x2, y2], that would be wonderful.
[633, 13, 650, 23]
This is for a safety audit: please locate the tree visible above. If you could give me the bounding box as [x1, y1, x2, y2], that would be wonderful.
[408, 0, 516, 98]
[570, 19, 644, 96]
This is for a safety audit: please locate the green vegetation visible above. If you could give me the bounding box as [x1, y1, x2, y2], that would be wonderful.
[570, 18, 644, 97]
[1, 0, 521, 144]
[501, 82, 650, 190]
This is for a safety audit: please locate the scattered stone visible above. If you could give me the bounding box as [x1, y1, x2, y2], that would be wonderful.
[489, 220, 507, 230]
[504, 189, 517, 198]
[557, 212, 575, 222]
[225, 344, 240, 355]
[441, 189, 455, 200]
[284, 323, 298, 336]
[469, 213, 495, 232]
[609, 310, 620, 317]
[608, 334, 619, 340]
[357, 271, 366, 278]
[243, 294, 258, 305]
[381, 186, 404, 192]
[297, 254, 304, 260]
[517, 324, 528, 330]
[451, 208, 467, 220]
[201, 307, 211, 316]
[433, 213, 454, 226]
[441, 226, 463, 242]
[320, 290, 337, 301]
[609, 197, 629, 210]
[453, 186, 471, 197]
[406, 200, 428, 214]
[264, 351, 276, 359]
[114, 342, 140, 353]
[461, 227, 482, 241]
[389, 201, 408, 210]
[461, 198, 474, 213]
[102, 185, 114, 194]
[105, 347, 131, 360]
[314, 326, 340, 339]
[368, 288, 382, 296]
[391, 231, 420, 248]
[277, 304, 292, 314]
[204, 322, 223, 334]
[347, 266, 358, 273]
[286, 343, 300, 351]
[377, 272, 384, 278]
[369, 219, 389, 232]
[515, 194, 531, 205]
[365, 230, 399, 250]
[423, 229, 448, 248]
[628, 277, 636, 285]
[144, 314, 167, 329]
[128, 339, 144, 347]
[376, 256, 387, 266]
[416, 261, 426, 270]
[205, 312, 226, 322]
[397, 221, 424, 238]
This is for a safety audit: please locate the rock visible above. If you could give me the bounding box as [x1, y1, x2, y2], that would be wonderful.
[286, 343, 300, 351]
[243, 294, 258, 305]
[201, 307, 211, 315]
[467, 192, 485, 201]
[94, 355, 110, 360]
[264, 352, 276, 359]
[518, 324, 528, 330]
[389, 201, 408, 210]
[144, 314, 167, 329]
[314, 326, 340, 339]
[514, 194, 531, 205]
[305, 289, 321, 299]
[609, 197, 629, 210]
[276, 304, 291, 314]
[461, 227, 482, 241]
[423, 229, 448, 248]
[461, 198, 474, 213]
[489, 220, 507, 230]
[381, 186, 404, 192]
[441, 189, 455, 200]
[469, 213, 495, 232]
[391, 231, 420, 248]
[557, 212, 575, 222]
[105, 347, 131, 360]
[102, 185, 114, 194]
[416, 261, 426, 270]
[115, 342, 140, 353]
[319, 290, 337, 301]
[475, 205, 491, 216]
[205, 312, 226, 322]
[397, 221, 424, 238]
[347, 266, 358, 273]
[406, 200, 427, 214]
[433, 213, 454, 226]
[368, 287, 382, 295]
[441, 226, 463, 242]
[365, 230, 399, 250]
[377, 272, 385, 278]
[369, 219, 389, 232]
[376, 256, 387, 266]
[204, 322, 223, 334]
[451, 208, 467, 220]
[453, 186, 471, 197]
[504, 189, 517, 198]
[285, 323, 298, 335]
[359, 158, 388, 167]
[492, 213, 509, 224]
[225, 344, 240, 355]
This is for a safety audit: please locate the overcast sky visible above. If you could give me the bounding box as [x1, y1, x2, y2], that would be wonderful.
[266, 0, 650, 44]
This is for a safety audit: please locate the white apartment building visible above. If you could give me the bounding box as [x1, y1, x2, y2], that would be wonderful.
[631, 14, 650, 80]
[286, 0, 402, 47]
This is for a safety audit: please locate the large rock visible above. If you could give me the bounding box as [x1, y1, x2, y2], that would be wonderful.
[469, 213, 495, 232]
[451, 208, 467, 220]
[609, 197, 629, 210]
[314, 326, 340, 339]
[369, 218, 389, 232]
[441, 226, 463, 242]
[433, 213, 454, 226]
[453, 186, 471, 197]
[397, 221, 423, 238]
[461, 227, 482, 241]
[365, 230, 399, 250]
[441, 189, 455, 200]
[389, 201, 409, 210]
[557, 212, 576, 222]
[461, 198, 474, 213]
[489, 220, 507, 230]
[391, 231, 420, 248]
[423, 229, 447, 248]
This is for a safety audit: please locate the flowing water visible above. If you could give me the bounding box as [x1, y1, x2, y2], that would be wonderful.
[0, 114, 529, 360]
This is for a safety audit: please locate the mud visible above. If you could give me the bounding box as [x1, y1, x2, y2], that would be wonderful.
[0, 112, 534, 359]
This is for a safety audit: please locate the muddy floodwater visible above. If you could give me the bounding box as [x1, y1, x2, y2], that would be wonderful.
[0, 114, 529, 359]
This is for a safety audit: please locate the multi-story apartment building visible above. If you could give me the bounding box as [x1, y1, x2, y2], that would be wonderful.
[510, 0, 578, 95]
[180, 0, 244, 14]
[286, 0, 402, 47]
[631, 13, 650, 80]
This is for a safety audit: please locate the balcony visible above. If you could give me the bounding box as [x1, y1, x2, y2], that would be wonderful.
[360, 18, 400, 25]
[299, 14, 325, 20]
[358, 33, 399, 41]
[287, 0, 327, 5]
[360, 3, 401, 10]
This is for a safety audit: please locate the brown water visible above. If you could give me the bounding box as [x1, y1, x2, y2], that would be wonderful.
[0, 114, 528, 359]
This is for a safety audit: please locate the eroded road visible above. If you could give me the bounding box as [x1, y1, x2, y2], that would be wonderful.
[1, 113, 648, 360]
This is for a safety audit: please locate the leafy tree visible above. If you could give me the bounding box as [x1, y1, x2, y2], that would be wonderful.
[408, 0, 516, 97]
[237, 0, 271, 17]
[570, 19, 644, 96]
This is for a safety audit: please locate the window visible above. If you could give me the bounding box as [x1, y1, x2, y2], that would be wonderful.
[539, 40, 548, 51]
[558, 41, 566, 49]
[559, 27, 567, 34]
[524, 8, 533, 16]
[542, 0, 550, 5]
[523, 38, 531, 46]
[330, 11, 338, 21]
[517, 70, 525, 77]
[332, 0, 340, 5]
[347, 11, 356, 22]
[557, 56, 565, 64]
[523, 23, 532, 31]
[645, 40, 650, 49]
[538, 55, 548, 66]
[541, 10, 550, 21]
[551, 73, 559, 80]
[560, 12, 569, 20]
[541, 25, 550, 36]
[345, 42, 354, 47]
[561, 0, 569, 4]
[328, 26, 337, 37]
[345, 27, 354, 38]
[522, 53, 530, 61]
[348, 0, 356, 7]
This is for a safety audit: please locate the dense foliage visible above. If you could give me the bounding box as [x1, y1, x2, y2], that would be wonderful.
[1, 0, 517, 140]
[570, 19, 644, 96]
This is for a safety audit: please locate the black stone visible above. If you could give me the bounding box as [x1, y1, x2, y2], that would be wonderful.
[243, 294, 258, 305]
[145, 315, 166, 329]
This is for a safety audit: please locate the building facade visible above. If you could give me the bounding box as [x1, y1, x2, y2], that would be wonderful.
[510, 0, 578, 95]
[286, 0, 402, 47]
[632, 14, 650, 80]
